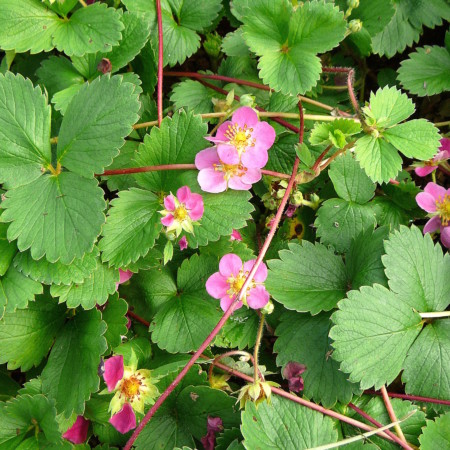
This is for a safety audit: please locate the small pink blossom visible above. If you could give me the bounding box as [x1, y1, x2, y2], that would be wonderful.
[160, 186, 204, 236]
[230, 229, 242, 241]
[415, 138, 450, 177]
[116, 269, 133, 290]
[195, 147, 261, 193]
[206, 106, 275, 169]
[179, 236, 188, 251]
[206, 254, 269, 312]
[201, 416, 223, 450]
[282, 362, 306, 393]
[285, 204, 297, 217]
[416, 182, 450, 248]
[63, 416, 90, 444]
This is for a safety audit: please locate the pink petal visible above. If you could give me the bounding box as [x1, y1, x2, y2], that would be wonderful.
[103, 355, 124, 391]
[164, 194, 176, 211]
[423, 216, 441, 234]
[195, 148, 220, 170]
[214, 121, 233, 142]
[119, 269, 133, 284]
[439, 137, 450, 152]
[206, 273, 229, 299]
[177, 186, 191, 204]
[416, 192, 437, 213]
[230, 230, 242, 241]
[198, 168, 227, 193]
[109, 403, 136, 434]
[63, 416, 90, 444]
[220, 295, 242, 312]
[186, 193, 204, 221]
[161, 214, 174, 227]
[242, 168, 262, 184]
[241, 147, 269, 169]
[424, 182, 447, 200]
[217, 144, 240, 165]
[415, 166, 436, 177]
[440, 226, 450, 248]
[179, 236, 188, 251]
[435, 149, 449, 161]
[243, 260, 268, 282]
[246, 285, 270, 309]
[219, 253, 242, 277]
[252, 121, 276, 151]
[232, 106, 259, 128]
[228, 175, 253, 190]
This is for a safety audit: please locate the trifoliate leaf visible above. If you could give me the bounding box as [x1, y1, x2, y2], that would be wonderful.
[135, 110, 208, 193]
[315, 199, 376, 253]
[170, 80, 223, 115]
[383, 226, 450, 312]
[330, 284, 423, 389]
[403, 320, 450, 402]
[50, 257, 118, 309]
[419, 412, 450, 450]
[0, 295, 66, 371]
[241, 395, 338, 449]
[57, 75, 140, 178]
[241, 0, 346, 95]
[0, 72, 51, 189]
[13, 249, 98, 285]
[99, 189, 163, 268]
[266, 241, 348, 314]
[309, 119, 361, 149]
[275, 312, 361, 407]
[398, 46, 450, 96]
[149, 254, 222, 353]
[328, 152, 375, 204]
[41, 309, 107, 418]
[102, 294, 129, 348]
[1, 173, 106, 264]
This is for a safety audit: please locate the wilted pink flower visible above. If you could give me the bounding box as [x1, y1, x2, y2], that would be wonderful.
[116, 269, 133, 290]
[206, 106, 275, 169]
[195, 147, 261, 193]
[416, 182, 450, 248]
[285, 204, 297, 217]
[160, 186, 204, 236]
[206, 254, 269, 311]
[230, 229, 242, 241]
[282, 362, 306, 393]
[201, 416, 223, 450]
[415, 138, 450, 177]
[63, 416, 90, 444]
[179, 236, 188, 251]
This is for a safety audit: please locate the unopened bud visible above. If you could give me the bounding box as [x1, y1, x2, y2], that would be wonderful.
[203, 32, 222, 59]
[261, 300, 274, 315]
[239, 94, 255, 107]
[348, 19, 362, 33]
[291, 191, 304, 206]
[347, 0, 359, 8]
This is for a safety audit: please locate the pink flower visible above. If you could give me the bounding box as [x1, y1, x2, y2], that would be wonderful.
[416, 182, 450, 248]
[179, 236, 188, 251]
[415, 138, 450, 177]
[195, 147, 261, 193]
[282, 362, 306, 393]
[206, 254, 269, 311]
[285, 204, 297, 217]
[230, 229, 242, 241]
[206, 106, 275, 169]
[109, 403, 136, 434]
[160, 186, 204, 236]
[201, 416, 223, 450]
[63, 416, 90, 444]
[116, 269, 133, 290]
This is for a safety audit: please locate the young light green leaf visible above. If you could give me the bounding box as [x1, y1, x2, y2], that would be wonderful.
[266, 241, 348, 314]
[102, 294, 129, 348]
[419, 412, 450, 450]
[170, 80, 223, 115]
[309, 119, 361, 149]
[1, 173, 106, 264]
[330, 284, 423, 389]
[275, 312, 361, 407]
[398, 46, 450, 96]
[0, 295, 66, 371]
[41, 309, 107, 418]
[57, 75, 140, 178]
[99, 189, 163, 268]
[328, 152, 375, 204]
[0, 72, 51, 189]
[241, 396, 338, 449]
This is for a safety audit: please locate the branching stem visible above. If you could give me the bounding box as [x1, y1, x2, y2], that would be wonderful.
[381, 385, 407, 443]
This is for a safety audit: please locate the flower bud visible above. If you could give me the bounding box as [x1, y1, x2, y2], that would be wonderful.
[239, 94, 255, 107]
[347, 0, 359, 8]
[203, 33, 222, 59]
[261, 299, 274, 315]
[291, 190, 304, 206]
[348, 19, 363, 33]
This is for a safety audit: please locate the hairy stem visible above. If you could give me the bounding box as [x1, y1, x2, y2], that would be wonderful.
[156, 0, 163, 126]
[253, 313, 266, 382]
[381, 385, 407, 443]
[365, 390, 450, 406]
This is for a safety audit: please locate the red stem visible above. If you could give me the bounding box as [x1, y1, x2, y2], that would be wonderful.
[312, 144, 332, 172]
[156, 0, 163, 126]
[127, 310, 150, 327]
[365, 390, 450, 406]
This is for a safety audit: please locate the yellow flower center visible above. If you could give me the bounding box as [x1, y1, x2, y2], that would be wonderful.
[226, 269, 253, 299]
[224, 123, 255, 153]
[213, 161, 247, 182]
[121, 376, 142, 401]
[436, 194, 450, 226]
[174, 205, 188, 222]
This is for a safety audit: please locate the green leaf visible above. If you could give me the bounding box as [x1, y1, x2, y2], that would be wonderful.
[371, 197, 410, 230]
[0, 295, 66, 371]
[0, 223, 17, 277]
[309, 119, 361, 149]
[52, 83, 84, 115]
[383, 226, 450, 312]
[275, 312, 361, 407]
[328, 152, 375, 204]
[267, 242, 347, 314]
[100, 189, 163, 268]
[13, 250, 98, 285]
[265, 133, 298, 176]
[222, 28, 249, 57]
[403, 320, 450, 401]
[170, 80, 223, 115]
[315, 198, 377, 253]
[102, 294, 128, 348]
[241, 0, 346, 95]
[57, 75, 140, 178]
[241, 395, 338, 449]
[419, 412, 450, 450]
[398, 46, 450, 96]
[330, 284, 423, 389]
[0, 72, 51, 189]
[135, 110, 208, 193]
[50, 257, 119, 309]
[41, 309, 107, 418]
[149, 254, 222, 353]
[1, 173, 106, 264]
[216, 307, 259, 350]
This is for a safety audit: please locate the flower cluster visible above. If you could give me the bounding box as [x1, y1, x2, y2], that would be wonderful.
[206, 253, 270, 311]
[196, 107, 275, 192]
[101, 354, 159, 434]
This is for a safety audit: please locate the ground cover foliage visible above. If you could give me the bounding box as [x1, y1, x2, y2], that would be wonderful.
[0, 0, 449, 449]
